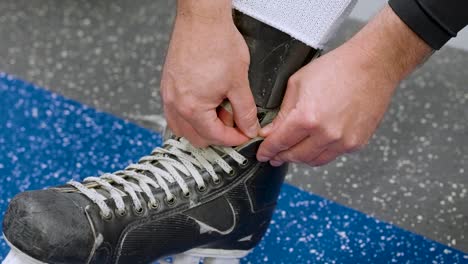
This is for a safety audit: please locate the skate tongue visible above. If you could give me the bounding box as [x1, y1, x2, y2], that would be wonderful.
[257, 107, 278, 127]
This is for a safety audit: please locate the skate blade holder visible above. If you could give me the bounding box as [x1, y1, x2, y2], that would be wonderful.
[168, 248, 251, 264]
[2, 247, 250, 264]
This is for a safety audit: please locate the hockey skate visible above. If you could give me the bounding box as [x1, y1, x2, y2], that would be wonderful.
[2, 11, 318, 264]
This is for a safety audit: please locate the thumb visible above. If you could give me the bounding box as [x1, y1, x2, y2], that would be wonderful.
[227, 82, 260, 138]
[260, 84, 298, 137]
[259, 108, 288, 137]
[217, 101, 235, 127]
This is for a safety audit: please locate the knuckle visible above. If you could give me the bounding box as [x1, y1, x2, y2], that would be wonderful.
[343, 136, 366, 152]
[277, 152, 292, 163]
[287, 75, 300, 88]
[241, 106, 258, 123]
[179, 100, 197, 119]
[161, 90, 175, 106]
[325, 128, 342, 142]
[179, 107, 193, 119]
[300, 113, 319, 131]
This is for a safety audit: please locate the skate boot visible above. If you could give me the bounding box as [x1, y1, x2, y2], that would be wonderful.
[2, 11, 318, 264]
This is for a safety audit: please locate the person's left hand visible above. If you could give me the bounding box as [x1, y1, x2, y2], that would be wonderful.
[259, 5, 433, 167]
[256, 41, 399, 167]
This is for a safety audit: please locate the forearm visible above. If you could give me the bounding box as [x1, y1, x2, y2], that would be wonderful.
[176, 0, 232, 23]
[345, 5, 433, 84]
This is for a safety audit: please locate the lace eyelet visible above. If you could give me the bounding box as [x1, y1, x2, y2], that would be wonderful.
[148, 200, 160, 210]
[183, 191, 191, 198]
[164, 196, 177, 207]
[240, 159, 249, 168]
[133, 206, 145, 216]
[212, 177, 222, 186]
[197, 185, 207, 193]
[227, 169, 236, 177]
[116, 208, 127, 217]
[101, 212, 113, 221]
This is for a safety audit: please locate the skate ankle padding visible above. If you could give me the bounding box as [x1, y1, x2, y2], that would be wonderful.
[234, 11, 320, 110]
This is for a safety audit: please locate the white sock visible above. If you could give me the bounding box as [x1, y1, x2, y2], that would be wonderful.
[232, 0, 357, 49]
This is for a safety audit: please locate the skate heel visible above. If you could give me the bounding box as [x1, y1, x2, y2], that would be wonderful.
[2, 236, 45, 264]
[2, 249, 44, 264]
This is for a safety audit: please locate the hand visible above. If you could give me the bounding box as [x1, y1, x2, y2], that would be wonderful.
[256, 45, 395, 166]
[256, 5, 432, 167]
[161, 1, 260, 147]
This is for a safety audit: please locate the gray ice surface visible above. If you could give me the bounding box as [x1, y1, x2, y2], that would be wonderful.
[0, 0, 466, 252]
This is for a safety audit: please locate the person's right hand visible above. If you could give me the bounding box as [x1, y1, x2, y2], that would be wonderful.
[161, 1, 260, 147]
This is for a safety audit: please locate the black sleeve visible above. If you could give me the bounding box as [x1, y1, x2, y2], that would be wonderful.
[388, 0, 468, 50]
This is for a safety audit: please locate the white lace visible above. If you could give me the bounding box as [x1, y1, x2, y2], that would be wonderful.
[68, 138, 247, 218]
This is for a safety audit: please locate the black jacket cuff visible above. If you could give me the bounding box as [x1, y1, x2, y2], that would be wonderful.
[389, 0, 450, 50]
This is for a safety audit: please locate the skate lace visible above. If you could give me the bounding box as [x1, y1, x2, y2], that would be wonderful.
[68, 138, 247, 218]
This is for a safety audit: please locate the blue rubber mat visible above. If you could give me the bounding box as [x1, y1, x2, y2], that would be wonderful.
[0, 73, 466, 263]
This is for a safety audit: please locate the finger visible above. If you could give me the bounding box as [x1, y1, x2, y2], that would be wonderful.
[260, 82, 299, 137]
[191, 109, 251, 146]
[217, 104, 234, 127]
[227, 82, 260, 138]
[308, 149, 340, 167]
[165, 106, 209, 147]
[269, 160, 285, 167]
[164, 105, 183, 136]
[176, 117, 210, 147]
[307, 141, 346, 166]
[271, 135, 330, 165]
[257, 109, 309, 162]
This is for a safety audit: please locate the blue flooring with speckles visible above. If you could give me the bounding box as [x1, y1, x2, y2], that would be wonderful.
[0, 74, 466, 263]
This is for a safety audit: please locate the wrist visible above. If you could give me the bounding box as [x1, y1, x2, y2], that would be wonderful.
[345, 5, 433, 84]
[176, 0, 233, 24]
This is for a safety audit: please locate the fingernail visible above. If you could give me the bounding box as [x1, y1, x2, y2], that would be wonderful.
[247, 120, 261, 138]
[257, 155, 269, 162]
[270, 160, 283, 167]
[260, 123, 274, 136]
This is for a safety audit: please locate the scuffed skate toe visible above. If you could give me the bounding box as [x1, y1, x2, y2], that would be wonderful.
[3, 190, 94, 264]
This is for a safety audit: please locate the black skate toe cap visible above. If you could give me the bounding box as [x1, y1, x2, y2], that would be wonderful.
[3, 190, 94, 263]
